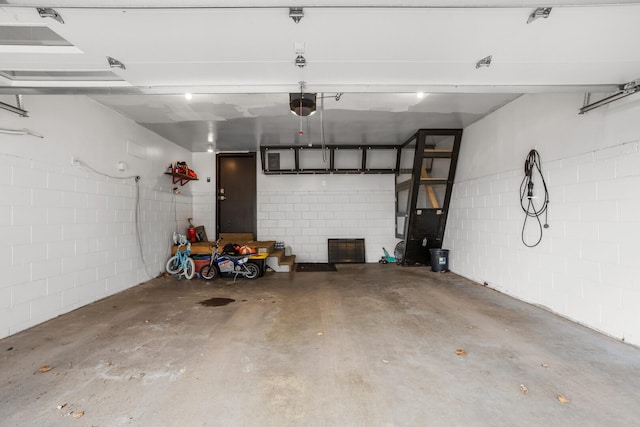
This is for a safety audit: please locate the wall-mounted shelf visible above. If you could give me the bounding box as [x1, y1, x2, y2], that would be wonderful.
[165, 171, 198, 186]
[260, 144, 400, 175]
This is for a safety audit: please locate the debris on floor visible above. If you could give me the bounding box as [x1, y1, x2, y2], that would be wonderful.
[382, 359, 389, 364]
[56, 403, 67, 410]
[455, 349, 467, 356]
[38, 365, 53, 373]
[317, 332, 324, 336]
[541, 362, 549, 368]
[520, 384, 528, 395]
[72, 411, 84, 418]
[557, 394, 571, 403]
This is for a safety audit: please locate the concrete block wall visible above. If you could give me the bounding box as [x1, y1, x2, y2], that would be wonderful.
[0, 95, 193, 338]
[444, 93, 640, 346]
[257, 173, 396, 263]
[189, 153, 217, 237]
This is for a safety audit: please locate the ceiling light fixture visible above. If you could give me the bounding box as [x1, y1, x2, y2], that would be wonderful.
[527, 7, 552, 24]
[207, 143, 214, 153]
[289, 7, 304, 24]
[207, 131, 214, 143]
[416, 92, 425, 99]
[185, 93, 193, 101]
[475, 55, 492, 69]
[37, 7, 64, 24]
[290, 92, 316, 117]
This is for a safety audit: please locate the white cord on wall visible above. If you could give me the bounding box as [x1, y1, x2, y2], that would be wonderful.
[0, 128, 44, 138]
[75, 159, 138, 180]
[73, 158, 156, 278]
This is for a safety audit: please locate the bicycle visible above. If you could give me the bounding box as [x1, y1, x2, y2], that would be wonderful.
[165, 232, 195, 280]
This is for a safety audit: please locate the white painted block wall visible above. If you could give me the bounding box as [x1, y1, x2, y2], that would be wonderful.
[257, 172, 396, 263]
[444, 93, 640, 346]
[0, 95, 193, 338]
[190, 153, 217, 237]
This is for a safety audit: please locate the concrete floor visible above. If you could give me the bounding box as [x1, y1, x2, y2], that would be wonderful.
[1, 264, 639, 427]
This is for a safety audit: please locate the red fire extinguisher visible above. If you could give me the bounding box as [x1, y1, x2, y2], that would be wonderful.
[187, 218, 197, 243]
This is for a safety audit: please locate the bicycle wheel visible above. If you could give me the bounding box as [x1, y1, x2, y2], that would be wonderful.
[184, 258, 195, 280]
[200, 263, 218, 280]
[244, 263, 260, 279]
[394, 241, 405, 265]
[166, 255, 181, 274]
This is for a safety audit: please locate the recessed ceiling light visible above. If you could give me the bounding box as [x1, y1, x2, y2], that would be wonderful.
[185, 93, 192, 100]
[207, 144, 214, 153]
[416, 92, 425, 99]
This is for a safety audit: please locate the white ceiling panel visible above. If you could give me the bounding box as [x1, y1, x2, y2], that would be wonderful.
[3, 0, 639, 6]
[0, 3, 638, 151]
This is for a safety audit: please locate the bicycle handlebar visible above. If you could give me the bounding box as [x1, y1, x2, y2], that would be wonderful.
[209, 237, 223, 251]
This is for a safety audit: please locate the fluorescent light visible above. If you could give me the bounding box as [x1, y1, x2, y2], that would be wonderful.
[207, 132, 213, 142]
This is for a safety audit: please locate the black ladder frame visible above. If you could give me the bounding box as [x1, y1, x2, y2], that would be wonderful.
[395, 129, 462, 266]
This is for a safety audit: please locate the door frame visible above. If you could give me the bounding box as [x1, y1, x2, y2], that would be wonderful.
[216, 152, 257, 238]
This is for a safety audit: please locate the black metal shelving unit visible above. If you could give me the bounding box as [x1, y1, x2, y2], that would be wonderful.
[394, 129, 462, 266]
[260, 144, 400, 175]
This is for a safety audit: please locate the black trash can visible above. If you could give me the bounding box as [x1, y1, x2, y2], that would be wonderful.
[429, 248, 450, 272]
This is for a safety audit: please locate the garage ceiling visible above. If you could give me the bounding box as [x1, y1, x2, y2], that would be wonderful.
[1, 1, 638, 151]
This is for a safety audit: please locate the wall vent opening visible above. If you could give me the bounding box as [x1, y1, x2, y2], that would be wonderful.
[328, 239, 366, 264]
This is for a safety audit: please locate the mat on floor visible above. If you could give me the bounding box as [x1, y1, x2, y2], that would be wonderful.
[296, 263, 337, 272]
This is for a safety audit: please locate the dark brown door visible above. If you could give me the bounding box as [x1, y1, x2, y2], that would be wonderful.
[216, 153, 257, 237]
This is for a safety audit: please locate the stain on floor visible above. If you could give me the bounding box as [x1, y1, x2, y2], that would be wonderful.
[199, 297, 236, 307]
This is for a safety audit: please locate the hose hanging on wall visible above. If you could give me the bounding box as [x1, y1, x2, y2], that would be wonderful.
[520, 149, 550, 247]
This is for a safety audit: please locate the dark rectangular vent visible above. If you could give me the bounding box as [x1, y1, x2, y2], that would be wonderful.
[328, 239, 365, 263]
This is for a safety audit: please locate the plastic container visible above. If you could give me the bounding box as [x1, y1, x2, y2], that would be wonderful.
[429, 248, 449, 272]
[193, 259, 210, 273]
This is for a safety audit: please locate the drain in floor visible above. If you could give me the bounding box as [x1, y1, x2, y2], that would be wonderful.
[199, 297, 236, 307]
